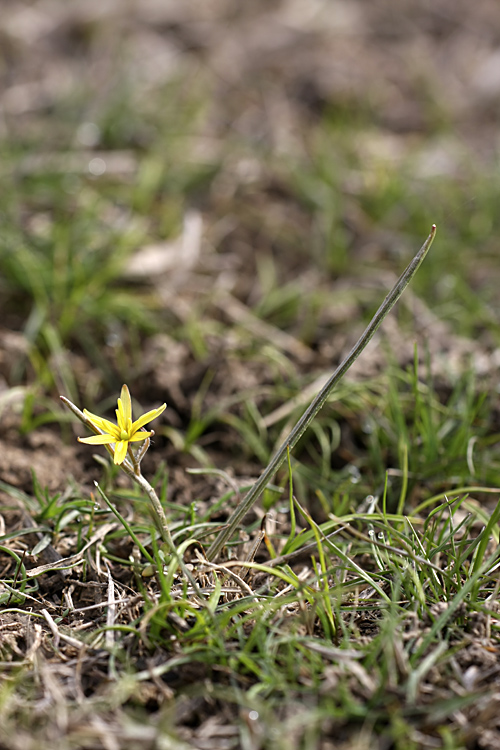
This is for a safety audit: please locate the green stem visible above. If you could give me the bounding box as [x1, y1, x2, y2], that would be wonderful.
[206, 225, 436, 561]
[125, 466, 174, 549]
[94, 483, 155, 564]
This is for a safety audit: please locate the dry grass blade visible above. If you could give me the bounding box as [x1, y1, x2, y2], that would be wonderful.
[206, 225, 437, 561]
[41, 609, 84, 650]
[105, 563, 116, 650]
[21, 523, 117, 579]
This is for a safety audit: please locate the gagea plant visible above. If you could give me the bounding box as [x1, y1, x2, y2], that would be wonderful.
[61, 385, 172, 547]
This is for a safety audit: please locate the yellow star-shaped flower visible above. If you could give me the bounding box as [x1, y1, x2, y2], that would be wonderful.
[78, 384, 166, 465]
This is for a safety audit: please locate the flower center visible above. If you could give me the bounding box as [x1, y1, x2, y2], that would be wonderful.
[119, 429, 129, 441]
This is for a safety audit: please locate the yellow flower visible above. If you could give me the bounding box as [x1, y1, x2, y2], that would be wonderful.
[78, 384, 166, 465]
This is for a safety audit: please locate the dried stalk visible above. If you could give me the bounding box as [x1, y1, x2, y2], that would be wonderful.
[206, 225, 437, 561]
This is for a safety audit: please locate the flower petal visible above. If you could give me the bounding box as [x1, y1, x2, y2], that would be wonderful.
[113, 440, 129, 465]
[83, 409, 120, 437]
[131, 404, 167, 432]
[78, 387, 165, 464]
[128, 430, 152, 443]
[117, 384, 132, 423]
[78, 434, 116, 445]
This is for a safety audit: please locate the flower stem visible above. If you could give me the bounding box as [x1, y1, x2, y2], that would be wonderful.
[123, 464, 174, 548]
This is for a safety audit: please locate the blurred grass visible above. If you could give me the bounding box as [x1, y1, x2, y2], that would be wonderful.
[2, 4, 500, 748]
